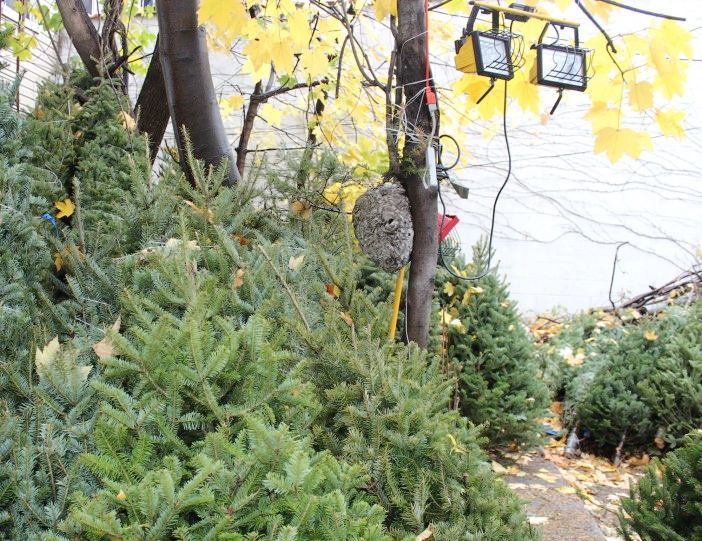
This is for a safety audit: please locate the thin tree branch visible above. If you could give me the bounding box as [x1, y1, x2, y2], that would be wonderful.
[258, 244, 311, 332]
[596, 0, 685, 21]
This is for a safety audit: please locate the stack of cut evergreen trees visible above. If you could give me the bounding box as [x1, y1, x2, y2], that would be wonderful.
[0, 77, 545, 539]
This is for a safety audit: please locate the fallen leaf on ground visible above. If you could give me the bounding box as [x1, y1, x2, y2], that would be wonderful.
[491, 460, 507, 475]
[535, 471, 559, 483]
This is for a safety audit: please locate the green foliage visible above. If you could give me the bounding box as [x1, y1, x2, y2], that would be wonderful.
[564, 304, 700, 452]
[0, 83, 539, 540]
[438, 240, 549, 450]
[0, 339, 98, 540]
[67, 422, 390, 540]
[619, 431, 702, 541]
[642, 300, 702, 446]
[533, 311, 599, 397]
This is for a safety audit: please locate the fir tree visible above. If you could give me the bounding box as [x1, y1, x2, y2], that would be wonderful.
[565, 308, 691, 452]
[619, 430, 702, 541]
[0, 83, 540, 540]
[641, 300, 702, 446]
[438, 239, 549, 450]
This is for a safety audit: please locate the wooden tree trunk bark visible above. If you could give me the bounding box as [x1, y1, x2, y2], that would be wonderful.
[396, 1, 438, 348]
[157, 0, 240, 186]
[135, 37, 170, 162]
[55, 0, 102, 78]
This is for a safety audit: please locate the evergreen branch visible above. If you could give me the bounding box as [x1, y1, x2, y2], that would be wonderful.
[257, 244, 311, 332]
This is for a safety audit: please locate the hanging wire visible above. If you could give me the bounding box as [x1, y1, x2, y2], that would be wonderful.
[595, 0, 685, 22]
[437, 75, 512, 282]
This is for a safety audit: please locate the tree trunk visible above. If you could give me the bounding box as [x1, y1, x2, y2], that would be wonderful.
[135, 37, 170, 162]
[235, 81, 262, 175]
[156, 0, 240, 186]
[396, 1, 438, 348]
[55, 0, 102, 78]
[54, 0, 169, 160]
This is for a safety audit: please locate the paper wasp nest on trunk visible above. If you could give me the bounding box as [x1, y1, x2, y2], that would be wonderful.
[352, 183, 413, 272]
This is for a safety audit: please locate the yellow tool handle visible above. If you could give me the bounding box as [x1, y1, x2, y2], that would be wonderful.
[471, 1, 580, 27]
[388, 266, 406, 340]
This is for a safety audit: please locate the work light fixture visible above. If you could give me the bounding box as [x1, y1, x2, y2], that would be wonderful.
[454, 3, 526, 81]
[531, 23, 591, 92]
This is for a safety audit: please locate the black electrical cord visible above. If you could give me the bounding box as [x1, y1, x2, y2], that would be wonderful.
[437, 76, 512, 282]
[439, 133, 461, 171]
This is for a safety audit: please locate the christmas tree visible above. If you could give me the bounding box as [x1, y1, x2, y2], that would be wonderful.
[0, 79, 539, 540]
[438, 239, 549, 450]
[619, 430, 702, 541]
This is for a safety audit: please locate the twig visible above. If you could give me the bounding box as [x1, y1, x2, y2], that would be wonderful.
[614, 430, 627, 466]
[575, 0, 617, 53]
[608, 241, 628, 316]
[596, 0, 685, 21]
[257, 244, 311, 332]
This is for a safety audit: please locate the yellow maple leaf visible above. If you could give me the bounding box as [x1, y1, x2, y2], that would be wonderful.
[447, 433, 467, 454]
[437, 0, 464, 13]
[323, 182, 342, 205]
[220, 95, 246, 115]
[55, 198, 75, 219]
[374, 0, 397, 20]
[288, 9, 312, 49]
[268, 36, 295, 75]
[288, 254, 305, 271]
[92, 317, 122, 359]
[443, 282, 456, 298]
[461, 286, 483, 306]
[35, 336, 60, 377]
[593, 127, 653, 163]
[655, 109, 685, 139]
[299, 48, 330, 80]
[511, 70, 540, 114]
[584, 101, 619, 132]
[628, 81, 654, 113]
[53, 252, 63, 272]
[260, 103, 284, 128]
[118, 111, 136, 131]
[184, 200, 214, 223]
[290, 200, 311, 220]
[582, 0, 613, 21]
[198, 0, 248, 41]
[644, 330, 658, 341]
[325, 283, 342, 298]
[339, 312, 354, 327]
